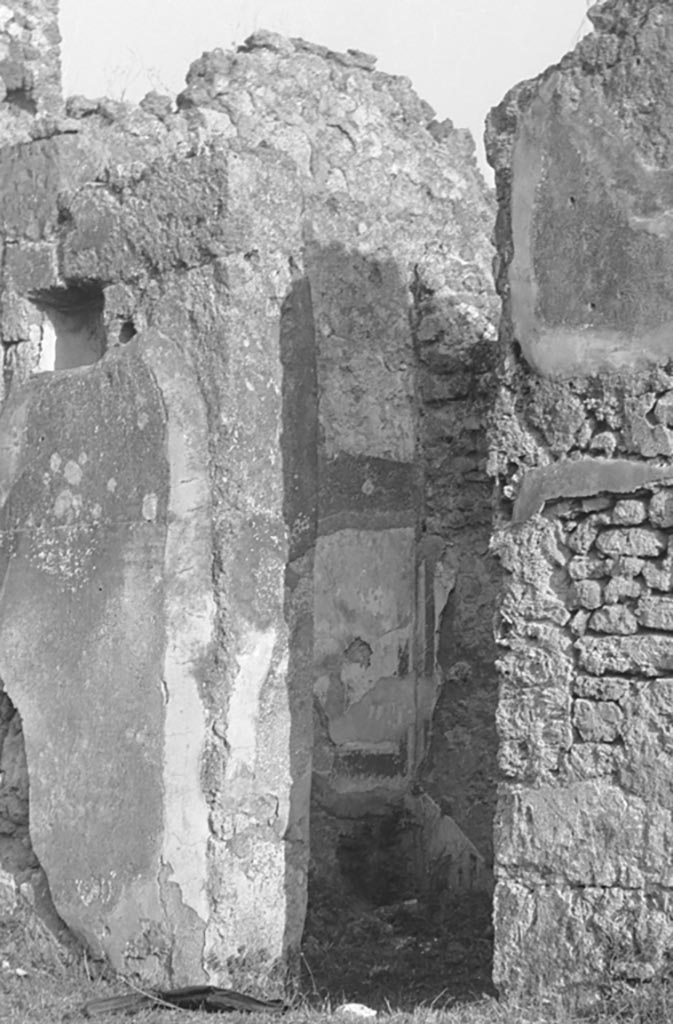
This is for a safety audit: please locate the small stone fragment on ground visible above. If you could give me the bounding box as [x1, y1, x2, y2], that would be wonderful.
[337, 1004, 378, 1018]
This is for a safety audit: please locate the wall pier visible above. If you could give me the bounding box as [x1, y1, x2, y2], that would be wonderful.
[486, 0, 673, 1000]
[0, 4, 498, 992]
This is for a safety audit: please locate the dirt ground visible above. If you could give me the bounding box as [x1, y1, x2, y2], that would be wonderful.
[301, 887, 494, 1011]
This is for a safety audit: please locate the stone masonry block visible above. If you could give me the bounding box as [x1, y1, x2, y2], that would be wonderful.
[611, 499, 647, 526]
[642, 556, 673, 591]
[637, 596, 673, 631]
[595, 527, 666, 559]
[493, 880, 673, 999]
[655, 394, 673, 428]
[567, 555, 609, 580]
[589, 605, 638, 635]
[512, 461, 673, 524]
[607, 556, 645, 579]
[496, 780, 673, 887]
[570, 579, 602, 610]
[572, 676, 628, 702]
[573, 699, 623, 742]
[577, 635, 673, 677]
[570, 609, 590, 636]
[649, 490, 673, 529]
[566, 742, 621, 782]
[566, 517, 600, 555]
[2, 241, 58, 293]
[604, 576, 642, 603]
[0, 12, 502, 990]
[497, 644, 573, 779]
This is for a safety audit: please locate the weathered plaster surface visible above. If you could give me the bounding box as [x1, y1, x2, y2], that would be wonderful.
[505, 7, 673, 377]
[0, 349, 169, 966]
[313, 527, 417, 778]
[140, 328, 215, 978]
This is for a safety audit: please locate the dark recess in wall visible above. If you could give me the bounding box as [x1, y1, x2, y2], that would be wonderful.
[4, 87, 37, 114]
[29, 283, 107, 370]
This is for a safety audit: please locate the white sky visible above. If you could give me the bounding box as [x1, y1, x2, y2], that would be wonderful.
[59, 0, 592, 175]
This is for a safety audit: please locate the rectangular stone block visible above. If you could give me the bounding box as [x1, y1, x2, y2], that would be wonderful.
[566, 517, 600, 555]
[572, 675, 628, 701]
[650, 490, 673, 529]
[611, 499, 647, 525]
[588, 605, 637, 634]
[604, 575, 641, 603]
[618, 679, 673, 809]
[569, 579, 602, 610]
[565, 742, 620, 781]
[577, 635, 673, 677]
[642, 556, 673, 591]
[2, 241, 58, 292]
[607, 556, 645, 579]
[494, 880, 673, 999]
[573, 699, 623, 742]
[567, 555, 608, 580]
[512, 461, 673, 523]
[497, 644, 573, 779]
[637, 596, 673, 631]
[595, 527, 666, 558]
[496, 780, 673, 886]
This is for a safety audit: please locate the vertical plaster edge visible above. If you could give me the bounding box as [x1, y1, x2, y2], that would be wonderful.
[139, 330, 214, 933]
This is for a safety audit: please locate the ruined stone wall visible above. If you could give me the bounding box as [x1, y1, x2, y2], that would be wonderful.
[0, 0, 77, 943]
[486, 0, 673, 1000]
[176, 32, 499, 895]
[414, 255, 500, 866]
[0, 691, 32, 876]
[0, 38, 313, 988]
[0, 0, 499, 991]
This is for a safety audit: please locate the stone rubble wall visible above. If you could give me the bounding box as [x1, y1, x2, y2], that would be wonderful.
[0, 691, 32, 876]
[486, 0, 673, 1000]
[414, 271, 500, 865]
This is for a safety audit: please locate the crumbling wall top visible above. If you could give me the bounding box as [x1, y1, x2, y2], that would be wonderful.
[487, 0, 673, 174]
[173, 30, 485, 199]
[179, 30, 434, 127]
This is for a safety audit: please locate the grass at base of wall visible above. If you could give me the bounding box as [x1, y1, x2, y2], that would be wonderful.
[3, 899, 673, 1024]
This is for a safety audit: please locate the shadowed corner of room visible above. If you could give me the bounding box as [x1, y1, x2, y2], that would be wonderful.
[278, 238, 499, 1007]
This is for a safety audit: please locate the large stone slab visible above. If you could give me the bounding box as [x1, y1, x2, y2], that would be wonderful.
[0, 333, 214, 981]
[494, 879, 673, 998]
[513, 459, 673, 523]
[496, 780, 673, 887]
[577, 634, 673, 677]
